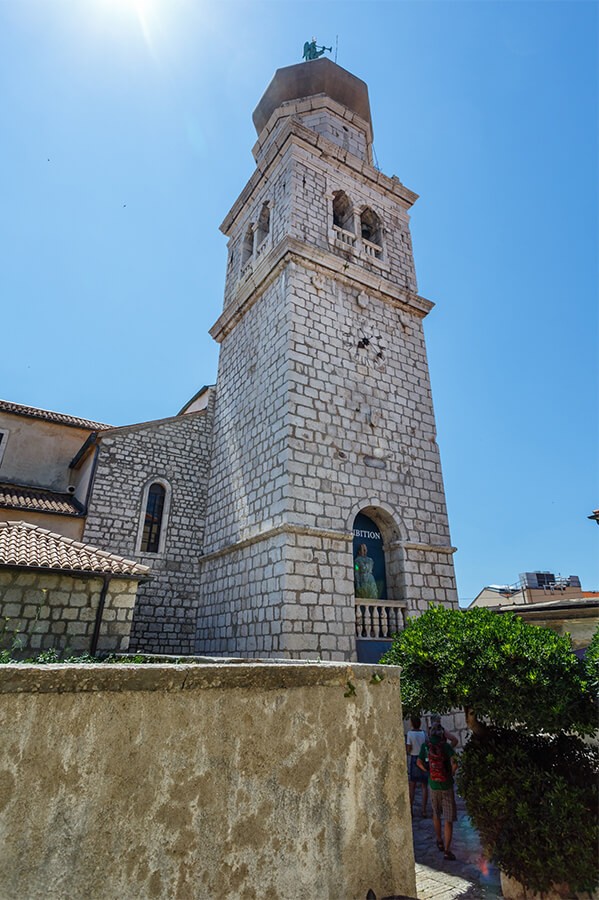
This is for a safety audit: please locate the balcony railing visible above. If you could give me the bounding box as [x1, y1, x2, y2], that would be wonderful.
[362, 237, 382, 259]
[355, 600, 405, 640]
[332, 224, 356, 246]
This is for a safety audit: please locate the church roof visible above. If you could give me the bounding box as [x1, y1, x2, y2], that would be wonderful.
[0, 399, 111, 431]
[0, 483, 83, 517]
[0, 521, 151, 578]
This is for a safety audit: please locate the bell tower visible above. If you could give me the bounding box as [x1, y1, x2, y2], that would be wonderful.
[195, 58, 457, 660]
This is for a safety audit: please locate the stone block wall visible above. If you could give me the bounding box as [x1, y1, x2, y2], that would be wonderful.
[0, 570, 137, 657]
[197, 526, 356, 660]
[83, 406, 214, 654]
[197, 530, 288, 657]
[197, 77, 457, 660]
[223, 147, 293, 308]
[0, 661, 416, 900]
[287, 132, 418, 293]
[298, 107, 369, 160]
[202, 276, 290, 553]
[284, 263, 457, 612]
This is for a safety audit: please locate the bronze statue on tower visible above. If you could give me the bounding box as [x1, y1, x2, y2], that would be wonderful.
[302, 37, 332, 61]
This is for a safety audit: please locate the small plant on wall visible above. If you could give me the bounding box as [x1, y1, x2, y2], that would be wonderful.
[381, 606, 598, 896]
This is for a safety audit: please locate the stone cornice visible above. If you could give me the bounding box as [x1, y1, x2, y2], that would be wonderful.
[391, 541, 457, 555]
[210, 236, 434, 343]
[199, 522, 352, 564]
[220, 116, 417, 236]
[252, 93, 374, 165]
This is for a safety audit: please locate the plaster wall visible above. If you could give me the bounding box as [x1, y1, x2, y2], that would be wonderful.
[513, 611, 599, 651]
[0, 509, 84, 539]
[0, 661, 416, 900]
[0, 413, 91, 492]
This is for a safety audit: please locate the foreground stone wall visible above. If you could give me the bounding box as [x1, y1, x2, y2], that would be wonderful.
[0, 661, 416, 900]
[0, 570, 137, 657]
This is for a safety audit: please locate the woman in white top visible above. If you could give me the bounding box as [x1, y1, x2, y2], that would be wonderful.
[406, 715, 429, 816]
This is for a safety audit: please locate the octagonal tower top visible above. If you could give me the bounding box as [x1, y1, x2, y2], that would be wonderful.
[253, 58, 372, 135]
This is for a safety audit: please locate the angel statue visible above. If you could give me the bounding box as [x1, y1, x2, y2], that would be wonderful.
[302, 37, 332, 61]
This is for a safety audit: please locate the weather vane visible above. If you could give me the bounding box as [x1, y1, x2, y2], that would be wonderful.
[302, 37, 332, 61]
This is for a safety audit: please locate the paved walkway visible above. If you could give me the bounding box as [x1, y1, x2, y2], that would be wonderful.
[412, 795, 502, 900]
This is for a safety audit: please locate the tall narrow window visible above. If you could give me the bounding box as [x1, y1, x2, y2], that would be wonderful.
[360, 207, 382, 246]
[332, 191, 354, 231]
[141, 483, 166, 553]
[256, 202, 270, 246]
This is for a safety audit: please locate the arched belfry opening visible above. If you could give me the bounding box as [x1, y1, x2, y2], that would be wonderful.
[360, 207, 382, 245]
[351, 506, 406, 663]
[332, 190, 354, 232]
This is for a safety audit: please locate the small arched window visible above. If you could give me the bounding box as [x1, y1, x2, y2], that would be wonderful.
[332, 191, 354, 232]
[141, 483, 166, 553]
[360, 207, 382, 246]
[256, 202, 270, 246]
[241, 224, 254, 266]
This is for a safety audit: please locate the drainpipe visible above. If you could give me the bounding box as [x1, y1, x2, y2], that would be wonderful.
[90, 574, 110, 657]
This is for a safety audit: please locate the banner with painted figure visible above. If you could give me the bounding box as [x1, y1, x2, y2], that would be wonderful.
[352, 512, 387, 600]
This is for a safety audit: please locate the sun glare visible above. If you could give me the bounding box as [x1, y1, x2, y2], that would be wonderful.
[96, 0, 162, 53]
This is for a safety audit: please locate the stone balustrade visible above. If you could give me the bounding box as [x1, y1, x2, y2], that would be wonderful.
[332, 223, 356, 246]
[362, 237, 382, 258]
[355, 600, 405, 640]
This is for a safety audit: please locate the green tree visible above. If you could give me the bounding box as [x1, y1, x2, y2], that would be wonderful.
[382, 606, 598, 893]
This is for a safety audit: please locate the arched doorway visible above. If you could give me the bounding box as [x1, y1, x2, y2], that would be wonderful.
[352, 509, 405, 663]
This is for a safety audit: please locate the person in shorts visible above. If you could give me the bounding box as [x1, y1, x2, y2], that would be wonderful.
[417, 721, 458, 860]
[406, 716, 429, 816]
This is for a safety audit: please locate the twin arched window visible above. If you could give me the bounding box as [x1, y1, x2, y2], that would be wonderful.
[331, 192, 383, 255]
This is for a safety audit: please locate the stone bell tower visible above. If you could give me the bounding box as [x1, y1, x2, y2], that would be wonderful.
[195, 58, 457, 660]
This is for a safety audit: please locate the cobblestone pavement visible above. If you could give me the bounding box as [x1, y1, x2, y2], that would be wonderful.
[412, 796, 502, 900]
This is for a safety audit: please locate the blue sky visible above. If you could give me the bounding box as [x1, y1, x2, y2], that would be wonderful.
[1, 0, 597, 603]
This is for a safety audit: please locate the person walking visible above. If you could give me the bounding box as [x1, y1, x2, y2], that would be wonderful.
[406, 716, 429, 816]
[417, 721, 458, 861]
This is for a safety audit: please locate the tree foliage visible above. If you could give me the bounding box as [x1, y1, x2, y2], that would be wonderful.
[381, 605, 596, 735]
[457, 728, 598, 894]
[382, 607, 599, 893]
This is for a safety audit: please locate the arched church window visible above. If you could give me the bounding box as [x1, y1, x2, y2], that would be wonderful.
[256, 202, 270, 246]
[241, 224, 254, 266]
[140, 482, 166, 554]
[332, 190, 354, 232]
[360, 207, 382, 247]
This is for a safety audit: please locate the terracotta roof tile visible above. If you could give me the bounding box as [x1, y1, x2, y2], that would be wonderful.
[0, 399, 111, 431]
[0, 483, 83, 516]
[0, 521, 151, 578]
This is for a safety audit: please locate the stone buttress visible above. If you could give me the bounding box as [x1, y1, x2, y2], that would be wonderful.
[196, 59, 457, 660]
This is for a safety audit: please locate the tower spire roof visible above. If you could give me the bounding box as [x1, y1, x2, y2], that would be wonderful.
[252, 58, 372, 136]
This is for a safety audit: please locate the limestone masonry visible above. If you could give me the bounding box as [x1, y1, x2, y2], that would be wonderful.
[0, 58, 457, 661]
